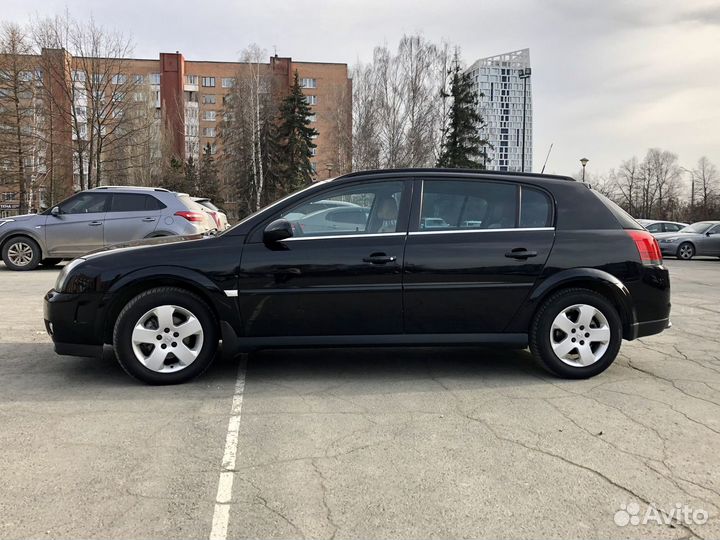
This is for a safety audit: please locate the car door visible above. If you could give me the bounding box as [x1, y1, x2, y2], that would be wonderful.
[44, 192, 108, 256]
[103, 193, 165, 246]
[237, 179, 411, 337]
[702, 224, 720, 255]
[403, 178, 555, 334]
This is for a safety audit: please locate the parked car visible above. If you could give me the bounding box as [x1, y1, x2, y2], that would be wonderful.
[289, 206, 371, 234]
[655, 221, 720, 260]
[283, 199, 361, 221]
[193, 197, 230, 230]
[0, 186, 216, 271]
[636, 219, 689, 235]
[44, 169, 671, 384]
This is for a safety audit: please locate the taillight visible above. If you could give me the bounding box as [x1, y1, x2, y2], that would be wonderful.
[210, 211, 221, 229]
[174, 211, 206, 223]
[627, 230, 662, 265]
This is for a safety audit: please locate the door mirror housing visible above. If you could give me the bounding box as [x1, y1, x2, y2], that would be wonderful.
[50, 206, 61, 216]
[263, 219, 293, 243]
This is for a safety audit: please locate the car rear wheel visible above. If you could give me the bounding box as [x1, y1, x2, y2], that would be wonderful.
[2, 237, 42, 271]
[41, 258, 63, 267]
[530, 288, 622, 379]
[113, 287, 218, 384]
[677, 242, 694, 260]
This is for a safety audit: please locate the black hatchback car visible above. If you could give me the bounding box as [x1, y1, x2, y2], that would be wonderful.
[44, 169, 671, 384]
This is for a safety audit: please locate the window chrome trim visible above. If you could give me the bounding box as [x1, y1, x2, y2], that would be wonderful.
[224, 289, 239, 297]
[282, 232, 407, 242]
[409, 227, 555, 236]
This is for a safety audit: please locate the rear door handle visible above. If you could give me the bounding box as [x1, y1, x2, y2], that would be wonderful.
[505, 248, 538, 259]
[141, 217, 156, 222]
[89, 221, 102, 226]
[363, 253, 397, 264]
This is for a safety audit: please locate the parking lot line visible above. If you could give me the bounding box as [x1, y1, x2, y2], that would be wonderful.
[210, 356, 247, 540]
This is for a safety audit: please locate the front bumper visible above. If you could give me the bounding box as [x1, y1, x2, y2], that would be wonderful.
[44, 289, 105, 358]
[659, 244, 679, 256]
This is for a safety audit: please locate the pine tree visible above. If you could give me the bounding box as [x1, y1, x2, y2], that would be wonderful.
[160, 157, 187, 193]
[185, 156, 198, 193]
[436, 52, 488, 169]
[276, 71, 319, 193]
[197, 143, 223, 203]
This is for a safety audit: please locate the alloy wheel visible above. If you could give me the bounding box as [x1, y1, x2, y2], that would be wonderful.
[550, 303, 611, 367]
[130, 305, 204, 373]
[7, 242, 34, 267]
[678, 244, 694, 260]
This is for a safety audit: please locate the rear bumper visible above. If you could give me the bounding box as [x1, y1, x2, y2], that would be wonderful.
[44, 289, 105, 357]
[625, 264, 671, 340]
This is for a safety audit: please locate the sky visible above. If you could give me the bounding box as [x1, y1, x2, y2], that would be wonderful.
[4, 0, 719, 178]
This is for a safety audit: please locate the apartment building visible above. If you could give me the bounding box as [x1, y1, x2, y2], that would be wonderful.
[465, 49, 533, 172]
[0, 49, 352, 216]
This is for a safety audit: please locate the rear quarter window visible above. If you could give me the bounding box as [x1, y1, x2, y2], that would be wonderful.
[592, 191, 642, 230]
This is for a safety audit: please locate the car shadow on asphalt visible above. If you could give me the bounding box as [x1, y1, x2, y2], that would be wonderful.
[242, 345, 549, 394]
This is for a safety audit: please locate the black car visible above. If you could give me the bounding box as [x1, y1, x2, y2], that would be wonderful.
[44, 169, 671, 384]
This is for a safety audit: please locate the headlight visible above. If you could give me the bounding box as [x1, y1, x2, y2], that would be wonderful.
[55, 258, 87, 291]
[660, 237, 679, 243]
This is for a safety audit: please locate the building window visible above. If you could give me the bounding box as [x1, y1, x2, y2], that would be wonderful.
[185, 90, 198, 103]
[111, 74, 127, 85]
[221, 77, 235, 88]
[301, 78, 317, 89]
[204, 111, 216, 121]
[150, 73, 161, 85]
[72, 70, 86, 82]
[202, 94, 216, 105]
[134, 74, 144, 84]
[309, 147, 317, 156]
[305, 95, 317, 105]
[310, 162, 317, 173]
[201, 77, 215, 87]
[186, 75, 198, 85]
[307, 113, 316, 123]
[203, 127, 216, 137]
[209, 143, 217, 155]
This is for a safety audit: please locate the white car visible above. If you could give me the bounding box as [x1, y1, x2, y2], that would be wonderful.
[193, 198, 230, 230]
[636, 219, 688, 235]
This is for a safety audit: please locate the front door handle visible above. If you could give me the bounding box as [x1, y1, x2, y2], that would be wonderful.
[141, 217, 156, 222]
[505, 248, 538, 259]
[89, 221, 102, 226]
[363, 253, 397, 264]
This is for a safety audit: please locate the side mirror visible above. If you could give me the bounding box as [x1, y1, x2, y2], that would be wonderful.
[50, 206, 61, 216]
[263, 219, 293, 243]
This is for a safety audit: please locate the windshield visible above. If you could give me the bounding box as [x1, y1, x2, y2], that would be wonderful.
[680, 222, 714, 234]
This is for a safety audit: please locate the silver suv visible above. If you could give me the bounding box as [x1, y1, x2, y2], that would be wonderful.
[0, 186, 216, 271]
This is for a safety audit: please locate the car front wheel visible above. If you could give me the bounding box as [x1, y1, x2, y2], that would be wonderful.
[530, 288, 622, 379]
[113, 287, 219, 384]
[677, 242, 694, 260]
[2, 237, 42, 270]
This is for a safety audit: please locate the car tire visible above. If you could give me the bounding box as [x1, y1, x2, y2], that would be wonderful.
[677, 242, 694, 260]
[113, 287, 219, 385]
[2, 236, 42, 271]
[530, 288, 622, 379]
[41, 258, 63, 267]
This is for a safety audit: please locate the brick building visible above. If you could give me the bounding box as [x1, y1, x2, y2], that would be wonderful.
[0, 49, 352, 216]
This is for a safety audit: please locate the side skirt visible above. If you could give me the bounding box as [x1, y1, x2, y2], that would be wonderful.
[220, 323, 527, 353]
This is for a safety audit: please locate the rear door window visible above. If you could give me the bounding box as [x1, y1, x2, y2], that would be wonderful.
[420, 180, 517, 231]
[110, 194, 165, 212]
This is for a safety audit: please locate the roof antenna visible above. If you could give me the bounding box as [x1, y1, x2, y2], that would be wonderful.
[540, 143, 553, 174]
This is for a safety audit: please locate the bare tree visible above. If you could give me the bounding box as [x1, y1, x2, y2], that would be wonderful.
[643, 148, 682, 219]
[351, 34, 450, 171]
[32, 14, 148, 190]
[220, 45, 277, 218]
[0, 22, 42, 214]
[691, 156, 718, 220]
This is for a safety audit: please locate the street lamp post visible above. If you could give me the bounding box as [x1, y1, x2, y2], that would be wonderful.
[580, 157, 589, 182]
[518, 68, 531, 173]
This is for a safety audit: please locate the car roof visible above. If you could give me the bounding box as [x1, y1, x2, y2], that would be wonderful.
[89, 186, 172, 193]
[333, 168, 576, 184]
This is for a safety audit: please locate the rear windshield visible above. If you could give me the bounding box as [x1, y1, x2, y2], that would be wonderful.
[592, 191, 642, 230]
[197, 200, 220, 212]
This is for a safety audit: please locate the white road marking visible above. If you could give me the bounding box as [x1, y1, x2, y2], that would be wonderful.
[209, 357, 247, 540]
